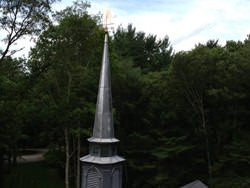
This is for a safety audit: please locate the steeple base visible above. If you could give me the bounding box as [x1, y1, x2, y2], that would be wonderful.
[81, 160, 123, 188]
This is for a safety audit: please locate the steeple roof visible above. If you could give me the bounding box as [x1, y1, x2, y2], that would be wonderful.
[88, 33, 119, 143]
[80, 32, 124, 167]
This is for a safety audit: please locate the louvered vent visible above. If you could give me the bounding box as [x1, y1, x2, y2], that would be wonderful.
[87, 168, 102, 188]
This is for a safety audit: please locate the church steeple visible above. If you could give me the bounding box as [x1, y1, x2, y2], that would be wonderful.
[80, 33, 125, 188]
[88, 33, 118, 143]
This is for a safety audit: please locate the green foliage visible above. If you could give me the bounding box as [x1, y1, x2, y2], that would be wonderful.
[153, 137, 194, 160]
[113, 24, 173, 72]
[1, 1, 250, 187]
[0, 57, 28, 159]
[3, 162, 64, 188]
[0, 0, 57, 62]
[26, 2, 104, 187]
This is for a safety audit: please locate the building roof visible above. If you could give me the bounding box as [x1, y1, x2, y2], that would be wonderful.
[180, 180, 208, 188]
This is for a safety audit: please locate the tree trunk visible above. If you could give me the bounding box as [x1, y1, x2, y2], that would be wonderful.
[205, 130, 212, 185]
[65, 71, 72, 188]
[72, 136, 76, 187]
[7, 152, 11, 167]
[201, 107, 212, 186]
[12, 145, 17, 166]
[76, 133, 80, 188]
[0, 154, 3, 188]
[65, 127, 70, 188]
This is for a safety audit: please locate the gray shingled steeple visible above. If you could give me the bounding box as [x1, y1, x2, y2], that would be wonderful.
[88, 33, 118, 143]
[80, 33, 125, 188]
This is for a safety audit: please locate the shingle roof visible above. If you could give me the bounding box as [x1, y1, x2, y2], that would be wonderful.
[180, 180, 208, 188]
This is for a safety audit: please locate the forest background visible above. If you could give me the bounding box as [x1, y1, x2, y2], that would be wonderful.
[0, 1, 250, 187]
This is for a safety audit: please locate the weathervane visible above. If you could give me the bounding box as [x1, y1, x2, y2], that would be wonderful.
[103, 9, 114, 32]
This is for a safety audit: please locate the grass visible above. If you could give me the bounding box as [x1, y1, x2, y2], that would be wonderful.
[3, 162, 64, 188]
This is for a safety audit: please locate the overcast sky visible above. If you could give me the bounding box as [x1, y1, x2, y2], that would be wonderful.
[87, 0, 250, 51]
[8, 0, 250, 57]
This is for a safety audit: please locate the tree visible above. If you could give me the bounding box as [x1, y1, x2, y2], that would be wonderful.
[0, 57, 28, 186]
[28, 2, 104, 187]
[167, 44, 228, 185]
[209, 38, 250, 187]
[113, 24, 173, 72]
[0, 0, 57, 63]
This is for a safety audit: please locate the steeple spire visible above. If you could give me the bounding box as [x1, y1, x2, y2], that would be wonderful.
[88, 34, 118, 143]
[80, 32, 125, 188]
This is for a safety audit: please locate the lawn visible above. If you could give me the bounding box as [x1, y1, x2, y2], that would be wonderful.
[3, 162, 64, 188]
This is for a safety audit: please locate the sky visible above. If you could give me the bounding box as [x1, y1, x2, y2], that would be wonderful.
[56, 0, 250, 50]
[5, 0, 250, 57]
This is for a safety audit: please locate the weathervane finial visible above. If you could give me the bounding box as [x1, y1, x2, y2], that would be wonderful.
[103, 9, 113, 32]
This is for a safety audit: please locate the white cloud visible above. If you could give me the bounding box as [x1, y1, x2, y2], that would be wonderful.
[90, 0, 250, 51]
[3, 0, 250, 58]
